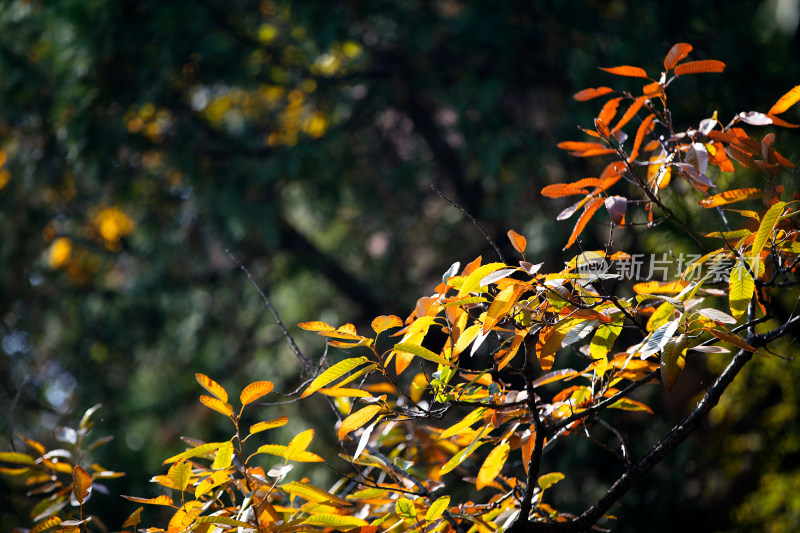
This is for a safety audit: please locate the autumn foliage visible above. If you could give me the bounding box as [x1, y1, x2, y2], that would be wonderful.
[3, 43, 800, 533]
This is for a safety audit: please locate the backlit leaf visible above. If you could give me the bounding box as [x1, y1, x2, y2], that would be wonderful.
[212, 440, 234, 469]
[612, 96, 645, 132]
[673, 60, 725, 76]
[393, 342, 455, 367]
[698, 188, 763, 208]
[195, 469, 231, 497]
[538, 472, 565, 490]
[439, 408, 485, 440]
[629, 113, 656, 162]
[573, 86, 614, 101]
[458, 262, 507, 296]
[425, 495, 451, 522]
[167, 460, 192, 492]
[609, 398, 653, 413]
[664, 43, 693, 70]
[199, 395, 234, 417]
[194, 516, 255, 529]
[507, 230, 527, 254]
[72, 465, 92, 505]
[250, 416, 289, 434]
[303, 514, 369, 528]
[30, 516, 61, 533]
[768, 85, 800, 115]
[122, 494, 174, 506]
[540, 183, 591, 198]
[706, 328, 758, 353]
[371, 315, 403, 335]
[287, 429, 314, 458]
[339, 404, 382, 440]
[440, 424, 491, 475]
[598, 97, 622, 127]
[599, 65, 649, 78]
[660, 335, 688, 392]
[564, 197, 604, 250]
[301, 356, 371, 398]
[164, 441, 226, 465]
[282, 480, 351, 506]
[752, 201, 786, 257]
[122, 507, 143, 529]
[195, 373, 228, 404]
[240, 381, 274, 405]
[476, 442, 510, 490]
[298, 321, 335, 332]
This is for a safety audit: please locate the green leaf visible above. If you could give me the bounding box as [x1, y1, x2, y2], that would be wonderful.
[393, 342, 455, 367]
[396, 497, 417, 522]
[301, 356, 371, 398]
[0, 452, 35, 465]
[302, 514, 369, 528]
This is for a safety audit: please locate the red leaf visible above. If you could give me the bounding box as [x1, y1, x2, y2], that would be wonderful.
[768, 85, 800, 115]
[673, 60, 725, 76]
[664, 43, 693, 70]
[599, 66, 649, 78]
[564, 198, 604, 250]
[573, 86, 615, 101]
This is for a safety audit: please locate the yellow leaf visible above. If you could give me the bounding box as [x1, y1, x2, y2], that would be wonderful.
[72, 465, 93, 505]
[195, 373, 228, 403]
[425, 495, 451, 522]
[282, 480, 352, 506]
[240, 381, 274, 405]
[439, 408, 485, 440]
[195, 469, 231, 498]
[250, 416, 289, 434]
[301, 357, 371, 398]
[457, 262, 508, 296]
[538, 472, 565, 490]
[122, 507, 144, 529]
[393, 342, 455, 368]
[752, 201, 786, 258]
[440, 425, 491, 475]
[453, 323, 482, 356]
[302, 514, 369, 528]
[287, 429, 314, 458]
[212, 441, 234, 470]
[317, 387, 372, 398]
[476, 442, 510, 490]
[338, 404, 382, 440]
[729, 263, 754, 320]
[167, 460, 193, 492]
[122, 494, 174, 506]
[199, 395, 234, 417]
[297, 321, 335, 332]
[168, 501, 203, 533]
[483, 285, 525, 334]
[371, 315, 404, 335]
[30, 516, 62, 533]
[163, 441, 226, 465]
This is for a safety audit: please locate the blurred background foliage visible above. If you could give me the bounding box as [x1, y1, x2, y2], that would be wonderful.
[1, 0, 799, 530]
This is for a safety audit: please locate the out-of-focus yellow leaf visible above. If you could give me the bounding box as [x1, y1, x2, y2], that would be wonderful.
[425, 495, 451, 522]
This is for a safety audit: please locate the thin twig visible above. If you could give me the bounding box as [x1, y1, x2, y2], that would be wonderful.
[431, 184, 506, 263]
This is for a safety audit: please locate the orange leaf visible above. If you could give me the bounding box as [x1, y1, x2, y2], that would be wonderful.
[611, 97, 645, 132]
[599, 65, 649, 78]
[199, 395, 234, 417]
[564, 197, 604, 250]
[507, 230, 527, 254]
[573, 86, 614, 101]
[664, 43, 693, 70]
[632, 280, 688, 295]
[706, 328, 757, 353]
[556, 141, 609, 153]
[122, 494, 174, 506]
[766, 114, 799, 128]
[195, 373, 228, 403]
[338, 404, 382, 440]
[72, 465, 93, 505]
[673, 60, 725, 76]
[698, 188, 763, 208]
[598, 97, 623, 128]
[298, 321, 335, 332]
[629, 113, 656, 162]
[540, 184, 588, 198]
[768, 85, 800, 115]
[240, 381, 274, 405]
